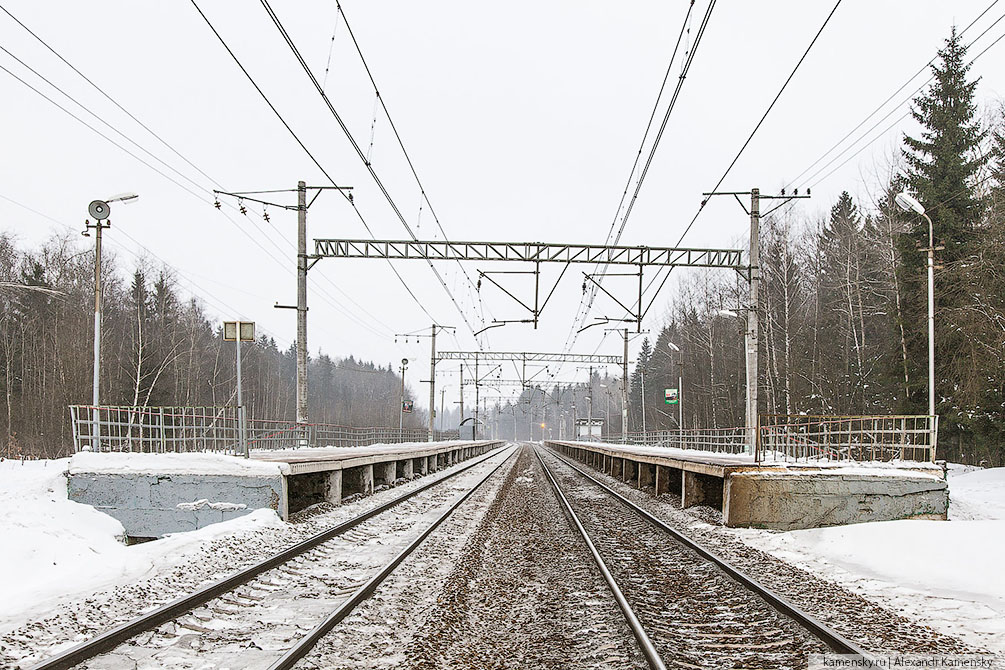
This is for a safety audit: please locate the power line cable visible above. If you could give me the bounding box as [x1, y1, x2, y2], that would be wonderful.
[0, 10, 398, 338]
[188, 0, 441, 327]
[256, 0, 486, 347]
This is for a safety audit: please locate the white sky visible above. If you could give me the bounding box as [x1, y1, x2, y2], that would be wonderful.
[3, 0, 1004, 411]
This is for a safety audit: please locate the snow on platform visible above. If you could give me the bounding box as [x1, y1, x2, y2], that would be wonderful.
[731, 465, 1005, 655]
[69, 450, 283, 476]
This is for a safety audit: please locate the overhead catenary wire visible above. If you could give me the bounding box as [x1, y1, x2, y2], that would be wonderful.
[187, 0, 442, 328]
[0, 54, 393, 342]
[564, 0, 707, 355]
[784, 0, 1004, 192]
[606, 0, 845, 342]
[255, 0, 488, 348]
[333, 1, 492, 327]
[0, 7, 400, 340]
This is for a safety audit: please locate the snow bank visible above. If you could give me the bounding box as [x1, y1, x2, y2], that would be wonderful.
[69, 451, 282, 476]
[0, 458, 282, 631]
[732, 465, 1005, 653]
[948, 466, 1005, 520]
[738, 519, 1004, 611]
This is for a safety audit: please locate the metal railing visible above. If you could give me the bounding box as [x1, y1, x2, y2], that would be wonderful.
[70, 405, 459, 454]
[70, 405, 244, 454]
[604, 428, 749, 455]
[756, 414, 937, 463]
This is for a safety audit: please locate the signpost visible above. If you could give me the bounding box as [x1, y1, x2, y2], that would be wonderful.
[402, 400, 414, 413]
[223, 321, 255, 457]
[664, 388, 679, 405]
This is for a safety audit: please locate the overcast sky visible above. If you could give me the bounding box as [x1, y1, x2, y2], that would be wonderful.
[3, 1, 1004, 410]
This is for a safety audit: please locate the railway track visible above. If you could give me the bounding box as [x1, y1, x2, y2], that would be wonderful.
[536, 445, 871, 669]
[26, 444, 517, 670]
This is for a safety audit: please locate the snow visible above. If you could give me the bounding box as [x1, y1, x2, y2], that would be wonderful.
[948, 466, 1005, 520]
[251, 440, 472, 460]
[731, 465, 1005, 654]
[175, 499, 248, 512]
[69, 450, 283, 476]
[0, 457, 282, 630]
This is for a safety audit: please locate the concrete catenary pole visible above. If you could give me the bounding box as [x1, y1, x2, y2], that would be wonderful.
[474, 354, 480, 440]
[747, 188, 761, 456]
[622, 328, 629, 443]
[428, 324, 436, 442]
[296, 181, 309, 429]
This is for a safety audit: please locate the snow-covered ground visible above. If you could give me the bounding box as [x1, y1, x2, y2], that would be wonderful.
[0, 457, 283, 630]
[730, 465, 1005, 655]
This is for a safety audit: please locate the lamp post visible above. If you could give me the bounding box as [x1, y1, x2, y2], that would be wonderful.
[894, 191, 937, 434]
[83, 193, 138, 450]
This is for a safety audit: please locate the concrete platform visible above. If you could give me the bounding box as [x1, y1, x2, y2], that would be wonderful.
[68, 440, 504, 539]
[546, 440, 948, 530]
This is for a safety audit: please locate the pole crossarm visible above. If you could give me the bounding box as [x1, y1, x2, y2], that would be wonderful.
[438, 351, 623, 365]
[312, 239, 744, 268]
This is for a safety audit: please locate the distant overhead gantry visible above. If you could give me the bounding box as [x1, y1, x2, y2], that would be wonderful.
[437, 351, 623, 365]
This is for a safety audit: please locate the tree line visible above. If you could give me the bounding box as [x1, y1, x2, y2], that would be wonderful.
[0, 236, 424, 458]
[630, 30, 1004, 466]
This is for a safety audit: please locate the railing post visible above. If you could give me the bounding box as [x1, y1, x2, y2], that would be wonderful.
[159, 407, 167, 453]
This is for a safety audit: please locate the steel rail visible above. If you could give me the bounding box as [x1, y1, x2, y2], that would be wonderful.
[28, 443, 511, 670]
[533, 448, 668, 670]
[268, 445, 519, 670]
[543, 446, 873, 659]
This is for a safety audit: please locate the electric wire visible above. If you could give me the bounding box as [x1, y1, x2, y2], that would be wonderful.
[0, 7, 399, 339]
[256, 0, 487, 347]
[603, 0, 844, 345]
[334, 1, 492, 326]
[566, 0, 703, 352]
[187, 0, 441, 327]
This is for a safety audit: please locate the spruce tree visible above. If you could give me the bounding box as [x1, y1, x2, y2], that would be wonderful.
[899, 27, 989, 422]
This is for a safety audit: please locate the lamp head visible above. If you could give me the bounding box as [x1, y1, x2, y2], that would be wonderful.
[667, 341, 680, 352]
[895, 191, 925, 216]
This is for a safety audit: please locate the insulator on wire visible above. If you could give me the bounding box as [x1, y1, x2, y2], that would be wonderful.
[213, 199, 221, 209]
[263, 207, 270, 222]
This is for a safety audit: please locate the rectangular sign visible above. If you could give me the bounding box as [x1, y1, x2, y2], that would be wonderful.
[402, 400, 414, 413]
[223, 321, 255, 342]
[665, 388, 679, 405]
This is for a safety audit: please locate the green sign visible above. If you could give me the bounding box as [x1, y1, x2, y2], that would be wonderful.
[665, 388, 679, 405]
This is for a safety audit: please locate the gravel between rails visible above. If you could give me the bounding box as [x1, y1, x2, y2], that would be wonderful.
[391, 445, 647, 670]
[541, 447, 830, 669]
[291, 442, 519, 670]
[542, 447, 983, 657]
[0, 448, 510, 670]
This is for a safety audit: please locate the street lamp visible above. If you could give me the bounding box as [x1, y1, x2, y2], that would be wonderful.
[894, 191, 937, 424]
[83, 193, 138, 450]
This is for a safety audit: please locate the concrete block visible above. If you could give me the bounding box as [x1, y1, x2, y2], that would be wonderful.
[374, 461, 396, 486]
[624, 459, 638, 485]
[681, 470, 705, 508]
[325, 470, 342, 504]
[397, 459, 413, 480]
[612, 457, 623, 478]
[343, 464, 374, 498]
[414, 456, 427, 475]
[723, 471, 949, 530]
[639, 463, 655, 490]
[655, 465, 670, 495]
[68, 472, 282, 539]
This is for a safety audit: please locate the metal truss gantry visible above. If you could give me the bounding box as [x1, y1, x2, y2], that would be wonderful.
[311, 239, 743, 268]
